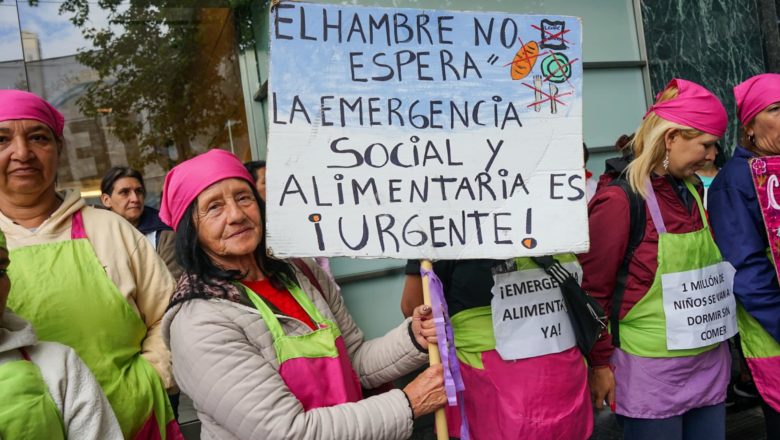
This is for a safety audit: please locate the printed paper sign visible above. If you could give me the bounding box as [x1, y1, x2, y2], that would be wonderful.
[491, 262, 578, 360]
[749, 157, 780, 282]
[266, 2, 586, 258]
[661, 262, 737, 350]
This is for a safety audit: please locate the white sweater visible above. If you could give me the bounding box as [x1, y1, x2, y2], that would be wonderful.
[0, 310, 123, 439]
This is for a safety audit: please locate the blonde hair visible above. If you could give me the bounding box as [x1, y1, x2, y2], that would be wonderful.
[625, 87, 705, 197]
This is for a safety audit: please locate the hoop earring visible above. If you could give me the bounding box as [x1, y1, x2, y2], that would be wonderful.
[663, 151, 670, 171]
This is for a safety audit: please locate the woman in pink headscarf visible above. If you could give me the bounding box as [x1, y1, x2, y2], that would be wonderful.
[708, 73, 780, 438]
[579, 79, 733, 439]
[0, 89, 181, 439]
[159, 149, 446, 440]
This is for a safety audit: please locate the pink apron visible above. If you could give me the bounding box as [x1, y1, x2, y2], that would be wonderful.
[240, 280, 362, 410]
[445, 307, 592, 440]
[424, 258, 591, 440]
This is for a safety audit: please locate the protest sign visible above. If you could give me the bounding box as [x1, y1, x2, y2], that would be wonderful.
[661, 263, 737, 350]
[491, 259, 579, 359]
[266, 2, 586, 259]
[750, 156, 780, 282]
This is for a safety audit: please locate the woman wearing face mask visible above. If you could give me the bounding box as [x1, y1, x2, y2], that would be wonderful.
[579, 79, 734, 440]
[708, 73, 780, 438]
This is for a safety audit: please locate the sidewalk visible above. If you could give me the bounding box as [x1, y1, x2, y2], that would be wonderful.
[591, 406, 766, 440]
[179, 389, 768, 439]
[408, 406, 767, 439]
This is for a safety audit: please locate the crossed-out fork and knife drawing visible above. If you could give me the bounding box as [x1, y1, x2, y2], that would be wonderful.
[533, 75, 559, 114]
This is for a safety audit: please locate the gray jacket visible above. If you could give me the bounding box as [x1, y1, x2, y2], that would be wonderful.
[162, 259, 428, 440]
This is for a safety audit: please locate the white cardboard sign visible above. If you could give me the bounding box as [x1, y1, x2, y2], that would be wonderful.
[266, 2, 587, 259]
[491, 262, 579, 360]
[661, 262, 738, 350]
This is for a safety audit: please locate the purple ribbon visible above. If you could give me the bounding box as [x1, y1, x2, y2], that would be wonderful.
[421, 267, 470, 440]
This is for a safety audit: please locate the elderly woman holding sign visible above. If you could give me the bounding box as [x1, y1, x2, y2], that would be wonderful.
[708, 73, 780, 438]
[580, 79, 734, 439]
[160, 149, 446, 440]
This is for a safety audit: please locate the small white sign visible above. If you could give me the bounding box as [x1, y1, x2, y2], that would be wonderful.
[491, 261, 578, 360]
[661, 262, 738, 350]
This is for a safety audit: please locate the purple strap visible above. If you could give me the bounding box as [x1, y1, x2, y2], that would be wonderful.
[644, 179, 667, 233]
[421, 267, 470, 440]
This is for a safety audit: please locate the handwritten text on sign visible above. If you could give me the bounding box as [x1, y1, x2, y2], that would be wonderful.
[266, 3, 586, 258]
[661, 262, 737, 350]
[491, 261, 578, 360]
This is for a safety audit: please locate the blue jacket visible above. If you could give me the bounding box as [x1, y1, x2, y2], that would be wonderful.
[708, 146, 780, 343]
[136, 206, 170, 241]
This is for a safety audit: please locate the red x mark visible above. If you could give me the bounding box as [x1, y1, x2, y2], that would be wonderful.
[522, 82, 572, 108]
[504, 36, 550, 68]
[543, 56, 579, 87]
[503, 49, 551, 68]
[531, 24, 573, 46]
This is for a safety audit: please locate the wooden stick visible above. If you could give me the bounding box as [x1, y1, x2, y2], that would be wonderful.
[421, 259, 449, 440]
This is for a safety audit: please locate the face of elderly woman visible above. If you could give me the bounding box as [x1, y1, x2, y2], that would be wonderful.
[0, 120, 59, 197]
[194, 178, 262, 264]
[749, 102, 780, 155]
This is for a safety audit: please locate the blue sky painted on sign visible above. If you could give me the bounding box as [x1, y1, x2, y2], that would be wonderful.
[269, 2, 582, 131]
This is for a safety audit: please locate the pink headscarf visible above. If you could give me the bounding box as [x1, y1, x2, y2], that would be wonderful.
[734, 73, 780, 125]
[0, 89, 65, 138]
[644, 79, 728, 137]
[159, 149, 255, 231]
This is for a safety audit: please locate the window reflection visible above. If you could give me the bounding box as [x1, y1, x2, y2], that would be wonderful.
[0, 2, 26, 89]
[7, 1, 251, 204]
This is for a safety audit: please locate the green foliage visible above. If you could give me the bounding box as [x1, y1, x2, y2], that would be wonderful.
[226, 0, 253, 7]
[232, 1, 259, 52]
[53, 0, 242, 169]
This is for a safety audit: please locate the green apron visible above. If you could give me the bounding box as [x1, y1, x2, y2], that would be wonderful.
[242, 280, 337, 362]
[619, 180, 735, 357]
[0, 349, 66, 439]
[239, 280, 363, 410]
[7, 210, 174, 439]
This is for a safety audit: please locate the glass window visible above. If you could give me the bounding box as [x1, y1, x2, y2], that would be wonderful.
[583, 68, 647, 148]
[10, 1, 252, 204]
[0, 1, 26, 89]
